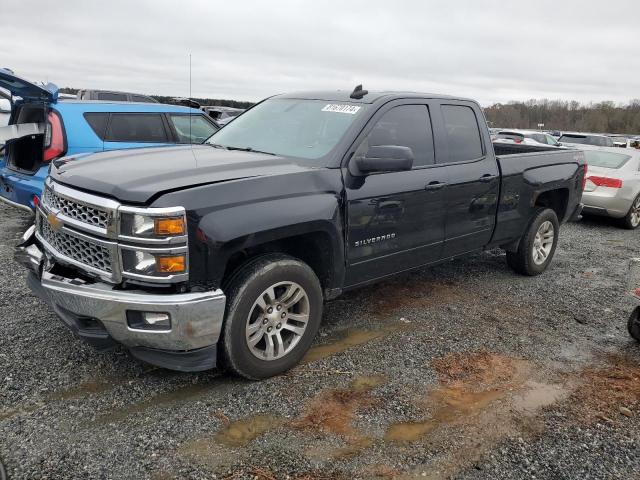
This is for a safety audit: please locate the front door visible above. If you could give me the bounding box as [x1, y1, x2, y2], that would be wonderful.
[344, 101, 449, 286]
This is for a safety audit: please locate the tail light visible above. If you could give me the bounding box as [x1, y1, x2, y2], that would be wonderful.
[582, 164, 588, 190]
[587, 175, 622, 188]
[43, 111, 65, 162]
[514, 137, 523, 144]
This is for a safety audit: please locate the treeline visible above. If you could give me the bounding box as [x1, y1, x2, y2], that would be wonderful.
[58, 87, 254, 109]
[484, 99, 640, 134]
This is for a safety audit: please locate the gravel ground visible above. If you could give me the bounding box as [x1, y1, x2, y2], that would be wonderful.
[1, 206, 640, 480]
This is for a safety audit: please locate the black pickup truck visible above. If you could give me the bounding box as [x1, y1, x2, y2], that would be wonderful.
[15, 88, 585, 379]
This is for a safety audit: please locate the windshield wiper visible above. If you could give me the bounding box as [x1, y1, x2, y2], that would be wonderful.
[225, 146, 277, 156]
[207, 143, 277, 156]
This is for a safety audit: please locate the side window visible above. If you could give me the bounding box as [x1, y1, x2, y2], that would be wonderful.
[358, 105, 435, 167]
[441, 105, 483, 163]
[106, 113, 169, 143]
[546, 135, 557, 145]
[83, 113, 109, 140]
[168, 114, 218, 143]
[131, 94, 155, 103]
[97, 92, 127, 101]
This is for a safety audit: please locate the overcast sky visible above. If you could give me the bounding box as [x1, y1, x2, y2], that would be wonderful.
[3, 0, 638, 106]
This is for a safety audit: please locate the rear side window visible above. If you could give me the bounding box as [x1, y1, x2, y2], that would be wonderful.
[168, 114, 218, 143]
[106, 113, 169, 143]
[360, 105, 435, 167]
[441, 105, 483, 162]
[584, 151, 631, 169]
[83, 113, 109, 139]
[530, 133, 547, 144]
[97, 92, 127, 101]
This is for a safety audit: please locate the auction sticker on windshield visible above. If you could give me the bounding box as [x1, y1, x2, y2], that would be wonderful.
[322, 104, 361, 114]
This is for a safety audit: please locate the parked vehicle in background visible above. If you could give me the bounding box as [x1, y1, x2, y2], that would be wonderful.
[559, 132, 614, 147]
[581, 145, 640, 228]
[202, 106, 244, 126]
[494, 129, 563, 147]
[549, 130, 562, 138]
[0, 89, 10, 128]
[609, 135, 630, 148]
[0, 69, 218, 211]
[15, 88, 585, 379]
[77, 89, 158, 103]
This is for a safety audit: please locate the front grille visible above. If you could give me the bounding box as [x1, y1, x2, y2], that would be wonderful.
[38, 216, 113, 274]
[43, 186, 110, 230]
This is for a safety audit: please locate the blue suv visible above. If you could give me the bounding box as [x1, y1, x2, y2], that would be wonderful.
[0, 69, 218, 212]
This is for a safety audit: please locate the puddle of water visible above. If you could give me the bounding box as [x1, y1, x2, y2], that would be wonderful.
[513, 381, 568, 414]
[47, 378, 122, 401]
[302, 325, 405, 364]
[385, 385, 505, 442]
[92, 382, 217, 426]
[351, 375, 387, 391]
[213, 414, 283, 447]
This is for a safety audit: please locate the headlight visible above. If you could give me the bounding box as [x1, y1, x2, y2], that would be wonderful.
[121, 249, 187, 279]
[119, 207, 186, 240]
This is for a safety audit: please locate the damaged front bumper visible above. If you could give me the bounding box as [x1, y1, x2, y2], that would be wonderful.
[15, 225, 226, 372]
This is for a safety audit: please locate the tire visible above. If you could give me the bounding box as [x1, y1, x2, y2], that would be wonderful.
[220, 254, 323, 380]
[506, 207, 559, 276]
[628, 307, 640, 342]
[621, 194, 640, 230]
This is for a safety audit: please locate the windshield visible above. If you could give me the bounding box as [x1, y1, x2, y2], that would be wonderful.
[206, 98, 367, 161]
[584, 150, 631, 169]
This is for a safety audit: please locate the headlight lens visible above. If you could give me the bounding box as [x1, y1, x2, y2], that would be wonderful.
[121, 250, 187, 277]
[120, 211, 186, 238]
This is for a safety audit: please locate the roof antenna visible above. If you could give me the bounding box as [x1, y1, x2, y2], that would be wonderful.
[350, 84, 368, 100]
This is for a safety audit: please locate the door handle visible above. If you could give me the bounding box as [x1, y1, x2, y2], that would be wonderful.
[479, 174, 498, 183]
[425, 181, 447, 191]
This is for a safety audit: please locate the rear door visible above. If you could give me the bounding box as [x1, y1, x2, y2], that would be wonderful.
[102, 112, 174, 150]
[433, 102, 500, 257]
[344, 100, 449, 286]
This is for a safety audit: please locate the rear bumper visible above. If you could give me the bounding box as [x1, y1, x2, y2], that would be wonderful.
[15, 226, 226, 372]
[0, 165, 46, 211]
[581, 190, 632, 219]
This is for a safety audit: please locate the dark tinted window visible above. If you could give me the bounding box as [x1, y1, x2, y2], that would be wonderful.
[559, 134, 612, 147]
[168, 114, 218, 143]
[360, 105, 434, 167]
[441, 105, 483, 162]
[106, 113, 169, 142]
[97, 92, 127, 101]
[84, 113, 109, 139]
[131, 94, 156, 103]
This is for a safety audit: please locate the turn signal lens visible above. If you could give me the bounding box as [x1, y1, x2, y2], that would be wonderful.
[154, 217, 185, 235]
[156, 255, 186, 273]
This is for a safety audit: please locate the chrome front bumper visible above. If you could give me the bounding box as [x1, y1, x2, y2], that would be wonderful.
[15, 225, 226, 371]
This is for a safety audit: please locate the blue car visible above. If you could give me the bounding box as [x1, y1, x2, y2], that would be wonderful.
[0, 69, 218, 212]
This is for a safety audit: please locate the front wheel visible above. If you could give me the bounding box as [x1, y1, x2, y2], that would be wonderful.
[506, 207, 559, 276]
[220, 254, 323, 380]
[621, 194, 640, 229]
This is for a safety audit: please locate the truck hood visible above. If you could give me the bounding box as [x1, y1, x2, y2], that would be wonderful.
[50, 145, 318, 204]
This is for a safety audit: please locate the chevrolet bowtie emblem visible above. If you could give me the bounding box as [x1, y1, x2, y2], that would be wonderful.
[47, 212, 63, 232]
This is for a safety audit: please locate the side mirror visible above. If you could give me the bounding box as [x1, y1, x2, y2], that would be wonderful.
[355, 145, 414, 174]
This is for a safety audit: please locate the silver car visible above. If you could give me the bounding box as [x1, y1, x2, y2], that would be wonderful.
[581, 146, 640, 228]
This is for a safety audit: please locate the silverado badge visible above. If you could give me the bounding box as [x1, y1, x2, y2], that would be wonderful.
[47, 212, 63, 232]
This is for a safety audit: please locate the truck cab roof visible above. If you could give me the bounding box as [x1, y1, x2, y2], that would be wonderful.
[277, 90, 476, 105]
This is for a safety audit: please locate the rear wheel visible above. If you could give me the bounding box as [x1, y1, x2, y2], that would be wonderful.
[220, 254, 323, 379]
[628, 307, 640, 342]
[621, 194, 640, 229]
[506, 208, 559, 276]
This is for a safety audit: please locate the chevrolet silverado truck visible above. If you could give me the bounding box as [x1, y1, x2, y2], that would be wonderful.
[15, 88, 586, 379]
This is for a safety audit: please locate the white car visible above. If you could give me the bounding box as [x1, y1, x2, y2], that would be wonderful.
[494, 129, 563, 147]
[581, 145, 640, 228]
[559, 132, 614, 147]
